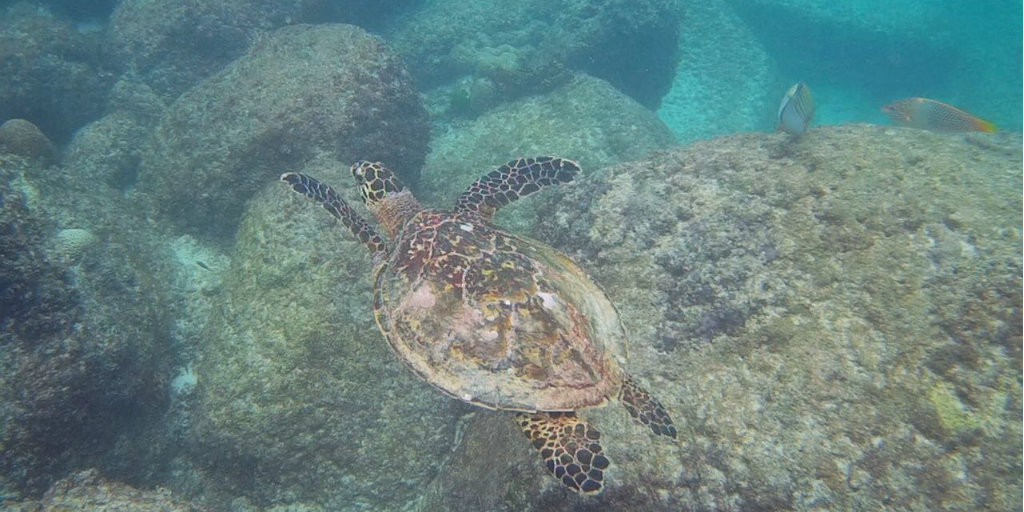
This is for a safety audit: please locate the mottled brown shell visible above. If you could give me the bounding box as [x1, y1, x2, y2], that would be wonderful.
[373, 210, 627, 412]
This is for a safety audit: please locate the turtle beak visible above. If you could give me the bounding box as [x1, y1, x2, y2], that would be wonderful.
[350, 161, 374, 204]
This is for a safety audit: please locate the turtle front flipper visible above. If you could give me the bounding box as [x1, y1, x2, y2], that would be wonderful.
[455, 157, 581, 221]
[280, 172, 387, 259]
[516, 412, 608, 494]
[620, 373, 677, 439]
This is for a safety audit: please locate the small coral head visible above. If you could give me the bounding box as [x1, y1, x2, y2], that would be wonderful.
[351, 161, 406, 207]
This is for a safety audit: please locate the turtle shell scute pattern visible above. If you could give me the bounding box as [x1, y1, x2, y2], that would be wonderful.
[374, 210, 626, 411]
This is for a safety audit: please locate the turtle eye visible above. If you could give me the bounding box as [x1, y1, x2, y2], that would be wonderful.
[351, 161, 370, 183]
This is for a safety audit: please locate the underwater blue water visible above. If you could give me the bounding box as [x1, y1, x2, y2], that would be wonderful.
[656, 0, 1023, 142]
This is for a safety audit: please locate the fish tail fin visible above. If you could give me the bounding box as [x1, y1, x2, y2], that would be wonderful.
[975, 118, 998, 133]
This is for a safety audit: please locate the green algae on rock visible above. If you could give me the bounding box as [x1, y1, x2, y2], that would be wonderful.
[137, 24, 429, 240]
[0, 154, 174, 498]
[0, 120, 56, 165]
[419, 74, 677, 234]
[416, 125, 1022, 511]
[0, 7, 113, 142]
[7, 469, 207, 512]
[389, 0, 681, 108]
[108, 0, 324, 102]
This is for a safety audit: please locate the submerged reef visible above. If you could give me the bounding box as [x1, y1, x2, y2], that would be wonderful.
[389, 0, 682, 109]
[0, 6, 112, 142]
[107, 0, 322, 102]
[190, 164, 463, 510]
[419, 125, 1021, 511]
[0, 155, 173, 499]
[9, 469, 206, 512]
[0, 120, 56, 165]
[419, 74, 677, 232]
[0, 111, 1019, 511]
[727, 0, 1022, 129]
[137, 24, 429, 240]
[658, 0, 777, 142]
[0, 0, 1020, 508]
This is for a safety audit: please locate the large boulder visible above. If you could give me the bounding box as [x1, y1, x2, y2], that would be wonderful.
[0, 120, 57, 165]
[107, 0, 323, 102]
[389, 0, 681, 109]
[658, 0, 777, 142]
[419, 74, 677, 232]
[417, 126, 1023, 511]
[9, 0, 118, 20]
[62, 78, 167, 191]
[137, 24, 429, 240]
[728, 0, 953, 101]
[62, 112, 152, 190]
[191, 160, 464, 510]
[0, 155, 173, 498]
[0, 6, 113, 142]
[107, 0, 428, 103]
[6, 469, 207, 512]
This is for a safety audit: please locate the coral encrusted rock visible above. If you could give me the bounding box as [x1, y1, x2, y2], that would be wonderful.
[416, 125, 1022, 512]
[137, 24, 429, 239]
[419, 74, 677, 233]
[192, 161, 463, 510]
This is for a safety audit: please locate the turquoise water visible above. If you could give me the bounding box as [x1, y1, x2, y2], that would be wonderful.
[658, 0, 1022, 141]
[0, 1, 1021, 511]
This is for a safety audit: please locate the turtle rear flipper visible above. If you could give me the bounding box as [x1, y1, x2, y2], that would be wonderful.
[516, 412, 608, 494]
[455, 157, 581, 221]
[280, 172, 387, 259]
[620, 373, 677, 439]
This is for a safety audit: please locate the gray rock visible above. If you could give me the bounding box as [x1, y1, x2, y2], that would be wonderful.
[105, 79, 167, 126]
[11, 469, 207, 512]
[415, 125, 1022, 511]
[0, 154, 173, 498]
[10, 0, 117, 20]
[658, 0, 777, 142]
[192, 162, 463, 510]
[419, 74, 677, 233]
[727, 0, 951, 101]
[0, 6, 113, 142]
[137, 24, 429, 240]
[107, 0, 323, 102]
[728, 0, 950, 46]
[107, 0, 425, 103]
[0, 120, 56, 164]
[389, 0, 681, 109]
[320, 0, 426, 32]
[63, 112, 150, 189]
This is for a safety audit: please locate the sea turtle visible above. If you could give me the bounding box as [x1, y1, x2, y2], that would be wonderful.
[280, 157, 676, 494]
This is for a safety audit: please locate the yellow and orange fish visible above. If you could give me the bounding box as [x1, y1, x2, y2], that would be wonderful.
[881, 98, 996, 133]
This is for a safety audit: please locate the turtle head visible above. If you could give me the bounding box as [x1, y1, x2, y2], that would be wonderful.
[351, 161, 421, 237]
[352, 160, 406, 205]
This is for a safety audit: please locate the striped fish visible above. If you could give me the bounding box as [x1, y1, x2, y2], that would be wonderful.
[777, 82, 815, 136]
[881, 98, 996, 133]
